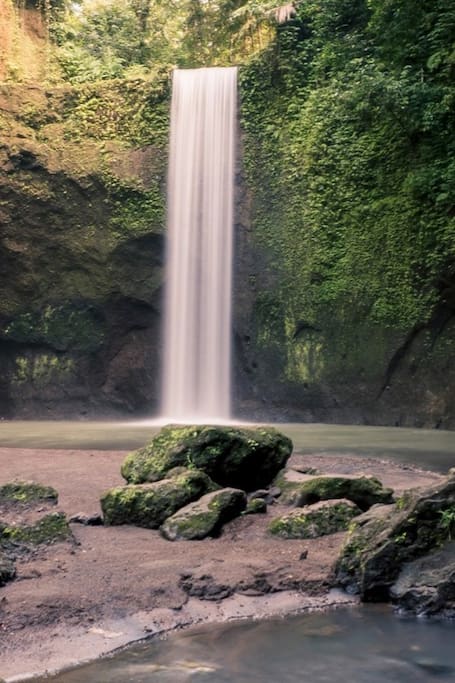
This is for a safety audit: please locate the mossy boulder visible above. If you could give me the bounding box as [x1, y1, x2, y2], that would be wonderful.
[335, 471, 455, 602]
[0, 481, 58, 506]
[245, 498, 267, 514]
[121, 425, 293, 491]
[0, 550, 16, 586]
[160, 488, 247, 541]
[101, 469, 214, 528]
[0, 513, 71, 545]
[275, 470, 393, 511]
[269, 499, 361, 539]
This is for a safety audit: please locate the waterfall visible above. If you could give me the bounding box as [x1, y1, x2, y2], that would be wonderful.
[161, 66, 237, 422]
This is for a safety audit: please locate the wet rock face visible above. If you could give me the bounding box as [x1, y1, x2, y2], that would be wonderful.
[334, 471, 455, 611]
[390, 543, 455, 618]
[121, 425, 293, 491]
[0, 83, 167, 419]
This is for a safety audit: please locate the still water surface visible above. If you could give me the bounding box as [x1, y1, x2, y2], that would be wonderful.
[36, 606, 455, 683]
[0, 421, 453, 472]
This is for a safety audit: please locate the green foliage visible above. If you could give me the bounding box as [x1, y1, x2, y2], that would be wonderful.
[240, 0, 455, 387]
[438, 507, 455, 541]
[12, 354, 75, 386]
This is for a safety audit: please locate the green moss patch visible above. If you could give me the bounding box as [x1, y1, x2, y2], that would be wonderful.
[245, 498, 267, 514]
[0, 513, 71, 545]
[269, 499, 361, 540]
[0, 481, 58, 507]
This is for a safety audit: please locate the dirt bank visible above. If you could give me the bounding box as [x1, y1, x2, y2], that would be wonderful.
[0, 447, 442, 680]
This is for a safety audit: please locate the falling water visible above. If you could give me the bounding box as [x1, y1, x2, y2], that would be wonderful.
[161, 67, 237, 422]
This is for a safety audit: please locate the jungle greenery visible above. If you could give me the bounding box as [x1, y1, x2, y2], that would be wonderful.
[238, 0, 455, 385]
[6, 0, 455, 391]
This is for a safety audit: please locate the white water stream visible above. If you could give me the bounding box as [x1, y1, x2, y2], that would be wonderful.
[161, 67, 237, 422]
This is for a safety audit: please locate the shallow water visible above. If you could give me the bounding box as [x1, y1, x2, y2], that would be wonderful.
[35, 606, 455, 683]
[0, 421, 453, 472]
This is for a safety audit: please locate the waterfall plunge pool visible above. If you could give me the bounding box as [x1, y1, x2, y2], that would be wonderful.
[0, 421, 453, 472]
[34, 606, 455, 683]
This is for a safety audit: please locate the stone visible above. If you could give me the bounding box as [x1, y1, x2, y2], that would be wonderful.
[244, 498, 267, 514]
[69, 513, 103, 526]
[269, 499, 361, 539]
[275, 470, 393, 511]
[0, 550, 16, 586]
[248, 487, 280, 504]
[0, 513, 71, 545]
[121, 424, 292, 491]
[390, 542, 455, 617]
[0, 481, 58, 506]
[160, 488, 247, 541]
[334, 474, 455, 601]
[101, 469, 214, 528]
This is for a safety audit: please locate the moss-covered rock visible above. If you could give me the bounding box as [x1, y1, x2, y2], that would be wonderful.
[121, 425, 293, 491]
[0, 481, 58, 506]
[160, 488, 247, 541]
[335, 472, 455, 601]
[101, 469, 214, 528]
[245, 498, 267, 514]
[269, 499, 361, 539]
[0, 550, 16, 586]
[0, 512, 71, 545]
[275, 470, 393, 511]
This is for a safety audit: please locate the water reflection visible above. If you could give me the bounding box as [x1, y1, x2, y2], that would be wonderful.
[0, 421, 453, 472]
[35, 606, 455, 683]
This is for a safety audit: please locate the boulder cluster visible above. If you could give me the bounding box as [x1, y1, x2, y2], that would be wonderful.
[101, 424, 293, 540]
[1, 426, 453, 620]
[334, 468, 455, 617]
[101, 424, 455, 617]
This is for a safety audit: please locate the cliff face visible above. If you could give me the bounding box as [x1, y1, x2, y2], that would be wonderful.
[0, 2, 454, 427]
[0, 80, 169, 417]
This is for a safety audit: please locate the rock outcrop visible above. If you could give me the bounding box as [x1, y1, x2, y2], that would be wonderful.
[334, 469, 455, 614]
[390, 542, 455, 618]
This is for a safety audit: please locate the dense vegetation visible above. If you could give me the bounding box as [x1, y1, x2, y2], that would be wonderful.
[239, 0, 455, 402]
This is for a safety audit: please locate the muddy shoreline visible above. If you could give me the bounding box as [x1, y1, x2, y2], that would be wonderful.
[0, 447, 443, 681]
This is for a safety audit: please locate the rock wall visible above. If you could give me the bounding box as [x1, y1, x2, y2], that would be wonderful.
[0, 80, 169, 417]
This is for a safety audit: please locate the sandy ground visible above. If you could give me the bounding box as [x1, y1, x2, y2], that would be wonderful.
[0, 447, 442, 681]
